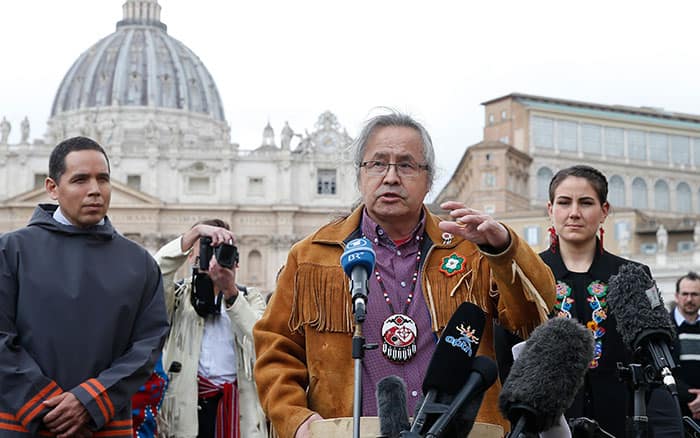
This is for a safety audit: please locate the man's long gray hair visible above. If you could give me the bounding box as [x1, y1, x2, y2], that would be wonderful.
[352, 110, 436, 190]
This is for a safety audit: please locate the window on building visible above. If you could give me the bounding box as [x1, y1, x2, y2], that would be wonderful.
[654, 180, 670, 211]
[640, 243, 657, 255]
[670, 135, 690, 165]
[127, 174, 141, 191]
[317, 169, 337, 195]
[614, 221, 630, 241]
[537, 167, 553, 201]
[532, 117, 554, 149]
[248, 177, 264, 197]
[609, 175, 625, 207]
[187, 176, 211, 194]
[248, 250, 263, 285]
[488, 113, 495, 125]
[482, 172, 496, 188]
[501, 110, 508, 120]
[694, 138, 700, 166]
[628, 130, 647, 160]
[649, 133, 668, 162]
[524, 226, 540, 246]
[484, 205, 495, 214]
[677, 182, 692, 213]
[581, 124, 602, 155]
[485, 153, 491, 161]
[604, 127, 624, 157]
[632, 178, 648, 209]
[678, 241, 694, 253]
[557, 120, 578, 152]
[499, 136, 510, 144]
[34, 173, 47, 189]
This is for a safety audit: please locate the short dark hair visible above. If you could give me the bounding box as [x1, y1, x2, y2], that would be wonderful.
[192, 218, 231, 230]
[49, 136, 110, 182]
[548, 165, 608, 204]
[676, 271, 700, 293]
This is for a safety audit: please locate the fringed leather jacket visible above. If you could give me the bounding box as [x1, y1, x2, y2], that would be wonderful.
[254, 206, 556, 438]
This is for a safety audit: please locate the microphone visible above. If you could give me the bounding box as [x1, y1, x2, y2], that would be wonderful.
[376, 375, 410, 438]
[409, 302, 487, 437]
[424, 355, 498, 438]
[499, 317, 594, 437]
[340, 237, 376, 322]
[606, 263, 678, 394]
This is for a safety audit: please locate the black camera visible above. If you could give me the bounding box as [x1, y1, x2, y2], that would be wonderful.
[199, 236, 239, 270]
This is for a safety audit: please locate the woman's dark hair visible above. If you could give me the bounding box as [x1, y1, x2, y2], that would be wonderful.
[548, 165, 608, 204]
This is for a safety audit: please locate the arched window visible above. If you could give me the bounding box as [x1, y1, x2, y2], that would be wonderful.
[247, 250, 263, 285]
[537, 167, 553, 202]
[608, 175, 625, 207]
[632, 178, 647, 209]
[654, 180, 670, 211]
[676, 182, 692, 213]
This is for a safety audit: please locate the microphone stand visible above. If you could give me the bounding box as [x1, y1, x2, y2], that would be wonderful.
[351, 282, 377, 438]
[684, 416, 700, 438]
[618, 362, 649, 438]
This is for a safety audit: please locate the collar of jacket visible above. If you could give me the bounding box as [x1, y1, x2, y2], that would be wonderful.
[540, 239, 618, 281]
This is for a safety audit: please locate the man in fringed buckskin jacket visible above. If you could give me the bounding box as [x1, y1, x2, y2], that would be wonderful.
[254, 111, 557, 438]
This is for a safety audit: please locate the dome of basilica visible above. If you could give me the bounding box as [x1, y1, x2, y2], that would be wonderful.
[50, 0, 225, 122]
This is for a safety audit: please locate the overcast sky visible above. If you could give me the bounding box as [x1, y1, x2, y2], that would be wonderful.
[2, 0, 700, 197]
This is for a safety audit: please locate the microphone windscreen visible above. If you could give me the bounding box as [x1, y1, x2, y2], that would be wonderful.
[422, 302, 486, 395]
[340, 237, 376, 277]
[499, 317, 594, 432]
[606, 263, 675, 350]
[376, 375, 410, 438]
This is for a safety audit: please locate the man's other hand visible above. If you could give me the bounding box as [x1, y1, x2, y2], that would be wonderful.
[181, 223, 236, 253]
[42, 392, 90, 437]
[439, 201, 510, 250]
[689, 388, 700, 419]
[295, 413, 323, 438]
[208, 257, 238, 301]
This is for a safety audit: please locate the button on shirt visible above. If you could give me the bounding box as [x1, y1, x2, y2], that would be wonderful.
[360, 209, 436, 416]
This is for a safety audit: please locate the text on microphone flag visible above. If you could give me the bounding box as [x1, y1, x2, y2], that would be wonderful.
[340, 237, 376, 276]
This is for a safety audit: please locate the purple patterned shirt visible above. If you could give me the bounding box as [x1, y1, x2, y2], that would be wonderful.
[360, 209, 437, 416]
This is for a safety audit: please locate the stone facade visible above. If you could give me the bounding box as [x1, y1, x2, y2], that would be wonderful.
[0, 0, 358, 293]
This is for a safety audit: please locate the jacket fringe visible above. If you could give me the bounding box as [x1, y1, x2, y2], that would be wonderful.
[511, 260, 550, 338]
[237, 333, 256, 380]
[290, 264, 352, 333]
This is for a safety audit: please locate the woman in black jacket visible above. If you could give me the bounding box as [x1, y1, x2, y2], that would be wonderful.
[541, 165, 681, 437]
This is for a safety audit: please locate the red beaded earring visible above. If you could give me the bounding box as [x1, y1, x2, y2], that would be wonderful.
[548, 226, 558, 253]
[598, 226, 605, 254]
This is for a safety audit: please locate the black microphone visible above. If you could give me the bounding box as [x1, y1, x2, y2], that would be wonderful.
[499, 317, 594, 437]
[568, 417, 616, 438]
[377, 375, 411, 438]
[409, 302, 487, 437]
[340, 237, 376, 322]
[606, 263, 678, 394]
[424, 355, 498, 438]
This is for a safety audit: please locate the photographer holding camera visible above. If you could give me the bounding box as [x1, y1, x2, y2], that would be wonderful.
[156, 219, 268, 438]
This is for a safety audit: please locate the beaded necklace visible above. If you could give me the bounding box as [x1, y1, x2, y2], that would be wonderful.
[374, 236, 422, 363]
